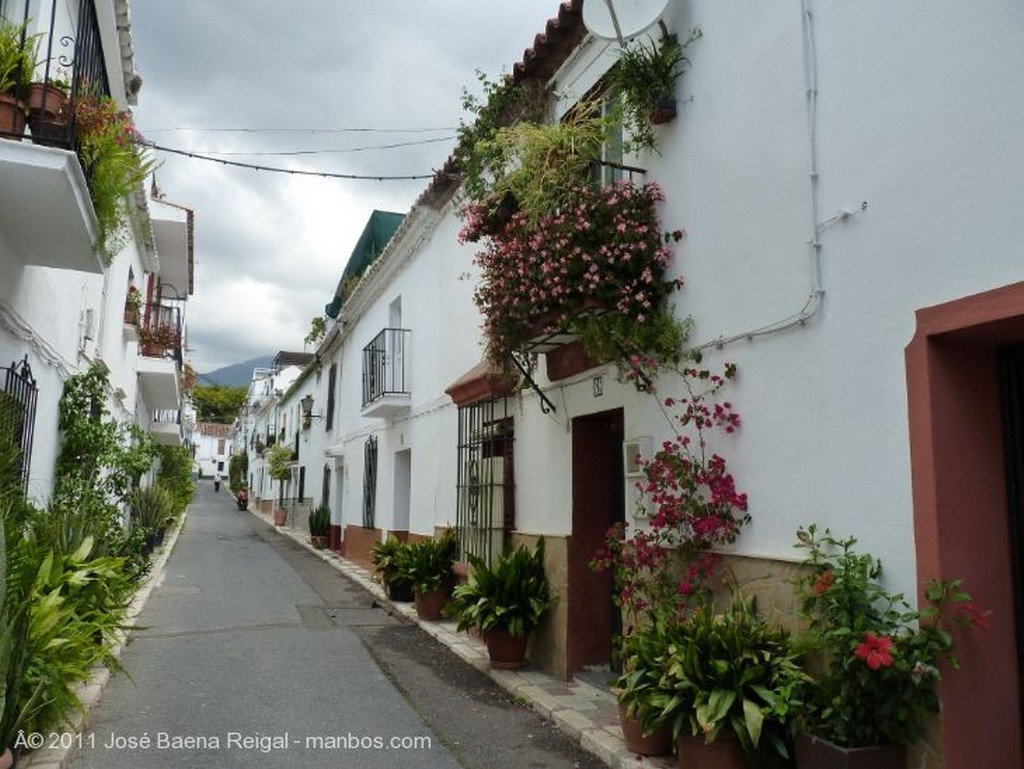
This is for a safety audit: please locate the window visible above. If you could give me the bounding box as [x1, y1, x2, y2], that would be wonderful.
[217, 438, 225, 455]
[217, 460, 224, 472]
[325, 363, 337, 430]
[321, 464, 331, 509]
[456, 399, 514, 566]
[591, 92, 625, 187]
[0, 357, 37, 492]
[362, 435, 378, 528]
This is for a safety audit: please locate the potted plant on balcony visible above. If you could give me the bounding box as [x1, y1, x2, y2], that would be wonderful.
[75, 91, 154, 262]
[137, 323, 177, 356]
[791, 525, 988, 769]
[403, 529, 458, 621]
[0, 21, 34, 138]
[463, 177, 688, 381]
[371, 535, 414, 602]
[448, 539, 554, 669]
[610, 28, 702, 151]
[308, 503, 330, 549]
[26, 67, 70, 147]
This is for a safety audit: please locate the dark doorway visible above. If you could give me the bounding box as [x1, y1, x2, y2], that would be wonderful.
[567, 408, 624, 676]
[1000, 345, 1024, 733]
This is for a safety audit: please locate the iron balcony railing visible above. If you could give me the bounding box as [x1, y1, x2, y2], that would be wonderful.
[1, 0, 111, 147]
[138, 302, 183, 367]
[361, 328, 411, 408]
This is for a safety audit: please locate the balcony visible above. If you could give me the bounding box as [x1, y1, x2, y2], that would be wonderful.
[0, 0, 112, 273]
[137, 312, 182, 411]
[361, 328, 411, 418]
[150, 410, 182, 446]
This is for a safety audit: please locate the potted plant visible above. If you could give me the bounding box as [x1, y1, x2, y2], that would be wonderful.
[130, 485, 173, 553]
[26, 65, 70, 145]
[74, 91, 154, 262]
[0, 21, 34, 138]
[137, 323, 177, 356]
[308, 503, 330, 549]
[371, 535, 414, 602]
[610, 27, 702, 151]
[652, 591, 808, 769]
[448, 539, 554, 669]
[402, 529, 457, 621]
[791, 525, 987, 769]
[612, 612, 676, 756]
[266, 444, 293, 526]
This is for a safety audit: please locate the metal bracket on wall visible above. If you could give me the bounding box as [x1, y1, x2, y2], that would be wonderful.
[509, 352, 556, 415]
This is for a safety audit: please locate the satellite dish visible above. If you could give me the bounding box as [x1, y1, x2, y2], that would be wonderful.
[582, 0, 669, 45]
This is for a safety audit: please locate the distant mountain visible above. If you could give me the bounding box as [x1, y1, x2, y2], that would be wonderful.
[200, 355, 274, 387]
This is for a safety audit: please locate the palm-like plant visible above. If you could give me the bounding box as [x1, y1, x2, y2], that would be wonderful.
[449, 539, 554, 639]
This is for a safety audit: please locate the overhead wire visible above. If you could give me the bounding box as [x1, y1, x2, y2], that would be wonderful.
[137, 140, 446, 181]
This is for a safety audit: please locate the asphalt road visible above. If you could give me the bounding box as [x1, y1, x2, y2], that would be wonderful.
[65, 485, 604, 769]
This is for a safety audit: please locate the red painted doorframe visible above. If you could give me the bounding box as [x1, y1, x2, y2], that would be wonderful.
[906, 281, 1024, 769]
[568, 408, 624, 676]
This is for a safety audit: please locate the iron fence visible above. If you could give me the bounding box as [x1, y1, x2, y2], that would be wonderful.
[0, 356, 37, 491]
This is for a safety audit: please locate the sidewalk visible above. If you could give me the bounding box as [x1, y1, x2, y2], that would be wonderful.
[247, 505, 674, 769]
[21, 511, 190, 769]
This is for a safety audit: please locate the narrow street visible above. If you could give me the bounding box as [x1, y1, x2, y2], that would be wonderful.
[66, 486, 604, 769]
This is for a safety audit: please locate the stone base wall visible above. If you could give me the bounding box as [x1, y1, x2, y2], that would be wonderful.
[509, 533, 569, 680]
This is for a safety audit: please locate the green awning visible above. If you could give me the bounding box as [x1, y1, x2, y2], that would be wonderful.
[325, 210, 405, 318]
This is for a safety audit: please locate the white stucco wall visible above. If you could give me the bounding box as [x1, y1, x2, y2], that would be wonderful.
[315, 0, 1024, 603]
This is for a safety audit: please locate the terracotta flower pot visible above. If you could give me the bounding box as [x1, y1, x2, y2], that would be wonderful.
[794, 733, 905, 769]
[273, 508, 288, 526]
[0, 94, 26, 138]
[677, 732, 747, 769]
[618, 703, 673, 756]
[26, 82, 68, 118]
[483, 627, 529, 670]
[0, 747, 16, 769]
[413, 586, 449, 621]
[310, 535, 328, 549]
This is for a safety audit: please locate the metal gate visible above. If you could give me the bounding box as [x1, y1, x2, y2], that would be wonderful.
[0, 356, 38, 491]
[362, 435, 378, 528]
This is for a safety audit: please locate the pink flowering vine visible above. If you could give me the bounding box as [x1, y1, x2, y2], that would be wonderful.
[460, 180, 683, 363]
[590, 360, 749, 623]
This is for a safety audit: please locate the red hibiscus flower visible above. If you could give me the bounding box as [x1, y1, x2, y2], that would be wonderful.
[855, 631, 895, 670]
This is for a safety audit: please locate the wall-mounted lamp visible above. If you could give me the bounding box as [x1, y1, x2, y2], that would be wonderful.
[300, 394, 323, 429]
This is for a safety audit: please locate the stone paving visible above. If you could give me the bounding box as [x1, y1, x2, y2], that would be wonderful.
[250, 505, 676, 769]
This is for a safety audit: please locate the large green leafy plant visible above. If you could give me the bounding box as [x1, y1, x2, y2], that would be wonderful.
[449, 539, 554, 638]
[401, 529, 458, 594]
[653, 592, 807, 762]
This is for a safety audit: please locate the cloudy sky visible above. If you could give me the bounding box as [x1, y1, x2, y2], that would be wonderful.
[129, 1, 561, 373]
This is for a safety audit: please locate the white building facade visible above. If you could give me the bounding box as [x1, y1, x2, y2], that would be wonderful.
[0, 0, 193, 502]
[245, 3, 1023, 764]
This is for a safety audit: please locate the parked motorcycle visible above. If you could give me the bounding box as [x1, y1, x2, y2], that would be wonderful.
[236, 489, 249, 511]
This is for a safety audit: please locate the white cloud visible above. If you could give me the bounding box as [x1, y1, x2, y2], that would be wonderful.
[131, 0, 560, 371]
